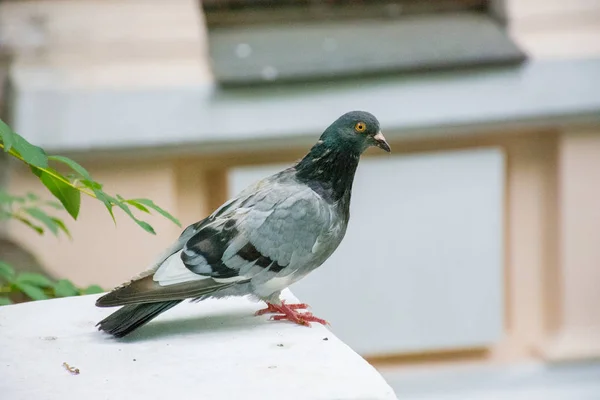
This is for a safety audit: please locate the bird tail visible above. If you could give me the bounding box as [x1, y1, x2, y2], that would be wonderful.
[96, 300, 182, 338]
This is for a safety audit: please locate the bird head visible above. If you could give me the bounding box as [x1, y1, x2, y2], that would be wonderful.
[320, 111, 391, 154]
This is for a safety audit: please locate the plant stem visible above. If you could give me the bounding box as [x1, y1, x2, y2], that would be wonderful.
[0, 143, 96, 198]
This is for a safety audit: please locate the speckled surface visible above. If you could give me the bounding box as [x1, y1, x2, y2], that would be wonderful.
[0, 289, 397, 400]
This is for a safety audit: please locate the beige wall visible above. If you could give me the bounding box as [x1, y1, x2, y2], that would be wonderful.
[0, 0, 212, 88]
[543, 129, 600, 360]
[506, 0, 600, 59]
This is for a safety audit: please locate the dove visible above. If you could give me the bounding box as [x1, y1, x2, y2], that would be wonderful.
[95, 110, 390, 337]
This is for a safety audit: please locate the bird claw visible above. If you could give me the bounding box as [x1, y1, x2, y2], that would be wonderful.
[270, 312, 328, 326]
[256, 301, 328, 327]
[255, 301, 309, 316]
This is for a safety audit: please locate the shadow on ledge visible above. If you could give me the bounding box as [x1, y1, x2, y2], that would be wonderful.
[98, 309, 276, 343]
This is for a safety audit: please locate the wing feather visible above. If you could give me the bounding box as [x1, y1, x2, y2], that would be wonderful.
[178, 178, 331, 286]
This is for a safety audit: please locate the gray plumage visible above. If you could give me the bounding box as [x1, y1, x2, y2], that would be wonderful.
[96, 110, 390, 337]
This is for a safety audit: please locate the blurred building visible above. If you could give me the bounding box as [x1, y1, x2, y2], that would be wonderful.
[1, 0, 600, 396]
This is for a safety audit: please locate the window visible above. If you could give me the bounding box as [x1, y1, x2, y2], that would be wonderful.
[201, 0, 525, 86]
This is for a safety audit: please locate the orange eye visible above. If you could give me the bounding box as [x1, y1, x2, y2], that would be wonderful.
[355, 122, 367, 133]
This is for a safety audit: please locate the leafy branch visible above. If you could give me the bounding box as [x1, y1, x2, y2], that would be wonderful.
[0, 118, 180, 234]
[0, 261, 104, 305]
[0, 118, 182, 305]
[0, 190, 71, 238]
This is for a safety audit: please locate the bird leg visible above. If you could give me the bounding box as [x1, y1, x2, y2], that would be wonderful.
[255, 301, 328, 326]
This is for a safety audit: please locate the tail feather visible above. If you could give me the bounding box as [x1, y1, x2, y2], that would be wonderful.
[95, 275, 236, 307]
[96, 300, 182, 338]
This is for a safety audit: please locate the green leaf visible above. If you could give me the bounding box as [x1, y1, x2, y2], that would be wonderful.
[93, 189, 115, 223]
[51, 217, 72, 239]
[48, 155, 92, 180]
[16, 273, 54, 288]
[24, 207, 60, 236]
[15, 282, 49, 300]
[10, 133, 48, 168]
[127, 201, 150, 213]
[0, 297, 13, 306]
[44, 200, 64, 210]
[0, 190, 12, 204]
[131, 198, 181, 227]
[123, 199, 150, 213]
[13, 215, 44, 234]
[53, 279, 79, 297]
[0, 119, 15, 152]
[32, 167, 81, 219]
[82, 285, 104, 295]
[0, 261, 16, 282]
[0, 191, 25, 205]
[26, 192, 40, 201]
[110, 196, 155, 234]
[81, 179, 102, 191]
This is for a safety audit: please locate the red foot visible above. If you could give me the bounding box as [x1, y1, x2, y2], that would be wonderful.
[255, 301, 328, 327]
[255, 302, 309, 316]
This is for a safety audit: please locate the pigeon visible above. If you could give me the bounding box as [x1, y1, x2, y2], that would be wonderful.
[95, 110, 390, 337]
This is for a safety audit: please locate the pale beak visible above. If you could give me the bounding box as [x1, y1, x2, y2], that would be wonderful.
[372, 131, 391, 153]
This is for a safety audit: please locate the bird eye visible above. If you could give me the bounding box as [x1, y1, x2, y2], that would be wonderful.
[355, 122, 367, 133]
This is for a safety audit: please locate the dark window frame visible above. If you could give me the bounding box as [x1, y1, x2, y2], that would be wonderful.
[203, 0, 490, 28]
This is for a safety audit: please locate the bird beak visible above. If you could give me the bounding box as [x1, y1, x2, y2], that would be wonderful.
[372, 131, 391, 153]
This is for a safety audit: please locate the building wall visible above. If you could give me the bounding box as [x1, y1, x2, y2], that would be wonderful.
[2, 0, 600, 89]
[506, 0, 600, 59]
[546, 129, 600, 360]
[0, 0, 212, 89]
[3, 0, 600, 365]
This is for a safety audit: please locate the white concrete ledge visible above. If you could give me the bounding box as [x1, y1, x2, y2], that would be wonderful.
[0, 289, 397, 400]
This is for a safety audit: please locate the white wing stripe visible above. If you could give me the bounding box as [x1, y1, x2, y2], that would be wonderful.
[153, 250, 207, 287]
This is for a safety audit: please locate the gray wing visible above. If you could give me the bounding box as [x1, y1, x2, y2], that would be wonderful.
[180, 176, 339, 291]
